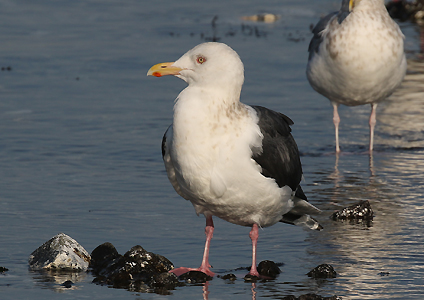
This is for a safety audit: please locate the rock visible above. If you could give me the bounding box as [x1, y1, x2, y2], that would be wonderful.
[307, 264, 337, 279]
[257, 260, 281, 278]
[219, 273, 237, 281]
[244, 273, 260, 281]
[386, 0, 424, 25]
[179, 270, 212, 283]
[121, 245, 173, 274]
[330, 200, 374, 221]
[61, 280, 74, 288]
[0, 266, 8, 272]
[150, 272, 180, 288]
[244, 260, 282, 280]
[28, 233, 91, 271]
[90, 242, 121, 274]
[90, 243, 181, 292]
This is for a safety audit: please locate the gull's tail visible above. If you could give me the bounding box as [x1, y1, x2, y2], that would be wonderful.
[280, 186, 323, 231]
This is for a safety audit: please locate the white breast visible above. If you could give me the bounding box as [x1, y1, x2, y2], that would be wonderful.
[165, 87, 293, 227]
[307, 8, 406, 106]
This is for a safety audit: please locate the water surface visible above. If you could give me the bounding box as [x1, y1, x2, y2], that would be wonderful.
[1, 0, 423, 299]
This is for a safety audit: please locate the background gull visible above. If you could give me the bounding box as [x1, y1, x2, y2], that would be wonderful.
[147, 42, 322, 278]
[306, 0, 407, 152]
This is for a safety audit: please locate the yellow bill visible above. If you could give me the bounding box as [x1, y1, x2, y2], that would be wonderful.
[147, 62, 182, 77]
[349, 0, 355, 11]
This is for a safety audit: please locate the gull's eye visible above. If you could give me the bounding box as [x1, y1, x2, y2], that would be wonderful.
[196, 56, 206, 64]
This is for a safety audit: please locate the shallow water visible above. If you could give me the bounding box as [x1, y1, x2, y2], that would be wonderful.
[1, 0, 423, 299]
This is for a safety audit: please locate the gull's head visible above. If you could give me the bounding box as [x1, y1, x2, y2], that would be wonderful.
[147, 42, 244, 90]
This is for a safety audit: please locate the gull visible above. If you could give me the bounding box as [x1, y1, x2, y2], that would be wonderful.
[147, 42, 321, 278]
[307, 0, 407, 152]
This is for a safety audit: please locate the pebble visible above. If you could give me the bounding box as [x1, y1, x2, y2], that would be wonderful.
[179, 271, 212, 284]
[219, 273, 237, 281]
[257, 260, 281, 278]
[61, 280, 74, 288]
[0, 266, 8, 272]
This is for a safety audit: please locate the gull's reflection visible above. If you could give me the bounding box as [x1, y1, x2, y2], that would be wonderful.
[329, 153, 342, 188]
[306, 134, 424, 297]
[306, 164, 404, 298]
[201, 280, 257, 300]
[378, 57, 424, 150]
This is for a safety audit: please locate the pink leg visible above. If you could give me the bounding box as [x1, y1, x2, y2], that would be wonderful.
[170, 215, 215, 277]
[369, 103, 378, 152]
[248, 224, 260, 277]
[198, 215, 214, 275]
[332, 102, 341, 153]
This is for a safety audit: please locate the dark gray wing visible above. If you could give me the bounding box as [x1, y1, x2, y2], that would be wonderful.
[161, 125, 171, 159]
[308, 0, 351, 59]
[250, 106, 322, 230]
[337, 0, 352, 24]
[251, 105, 303, 194]
[308, 11, 337, 59]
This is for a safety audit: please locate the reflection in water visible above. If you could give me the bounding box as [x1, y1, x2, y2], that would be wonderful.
[305, 146, 424, 299]
[201, 280, 257, 300]
[30, 270, 87, 292]
[378, 58, 424, 149]
[202, 281, 210, 300]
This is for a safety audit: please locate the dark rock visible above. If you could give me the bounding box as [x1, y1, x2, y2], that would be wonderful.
[90, 242, 121, 273]
[219, 273, 237, 281]
[123, 245, 174, 274]
[330, 200, 374, 221]
[179, 270, 212, 283]
[243, 273, 260, 281]
[307, 264, 337, 279]
[61, 280, 73, 288]
[90, 243, 179, 293]
[257, 260, 281, 278]
[150, 272, 183, 294]
[0, 266, 8, 272]
[386, 0, 424, 24]
[150, 272, 180, 288]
